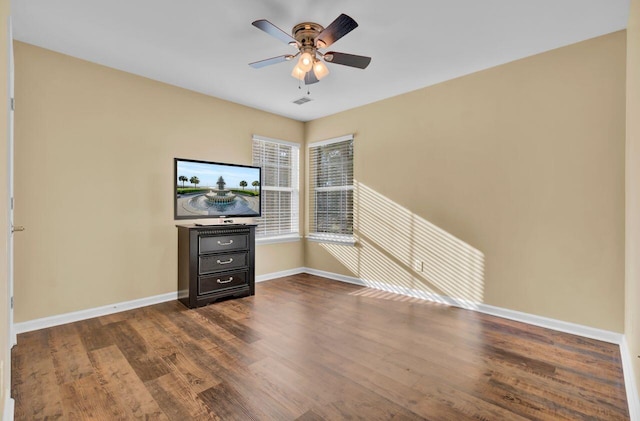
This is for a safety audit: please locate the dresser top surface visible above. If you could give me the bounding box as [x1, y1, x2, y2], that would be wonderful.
[176, 223, 256, 230]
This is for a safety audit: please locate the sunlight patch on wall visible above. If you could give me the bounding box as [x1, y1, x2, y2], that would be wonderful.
[320, 182, 485, 308]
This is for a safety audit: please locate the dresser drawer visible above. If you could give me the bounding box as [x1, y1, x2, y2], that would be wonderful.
[198, 271, 249, 295]
[199, 252, 247, 274]
[199, 234, 248, 254]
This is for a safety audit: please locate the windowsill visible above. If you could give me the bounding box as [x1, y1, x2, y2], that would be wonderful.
[306, 234, 357, 246]
[256, 234, 302, 245]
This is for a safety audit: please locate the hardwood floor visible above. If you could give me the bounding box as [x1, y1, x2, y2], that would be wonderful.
[12, 274, 629, 420]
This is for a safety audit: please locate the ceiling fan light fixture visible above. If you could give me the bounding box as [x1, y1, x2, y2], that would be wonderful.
[298, 52, 314, 72]
[250, 14, 371, 86]
[313, 60, 329, 80]
[291, 64, 306, 80]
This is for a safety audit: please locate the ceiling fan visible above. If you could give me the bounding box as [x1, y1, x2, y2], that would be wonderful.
[249, 13, 372, 85]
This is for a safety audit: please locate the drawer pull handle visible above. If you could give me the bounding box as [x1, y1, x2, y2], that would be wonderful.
[216, 258, 234, 265]
[217, 277, 234, 284]
[217, 240, 234, 246]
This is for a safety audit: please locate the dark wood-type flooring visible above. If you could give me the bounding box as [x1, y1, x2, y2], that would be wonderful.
[12, 274, 630, 420]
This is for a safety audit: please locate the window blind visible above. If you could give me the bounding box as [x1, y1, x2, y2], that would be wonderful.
[308, 135, 354, 240]
[252, 136, 300, 238]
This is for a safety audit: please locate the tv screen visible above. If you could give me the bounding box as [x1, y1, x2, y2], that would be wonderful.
[174, 158, 261, 220]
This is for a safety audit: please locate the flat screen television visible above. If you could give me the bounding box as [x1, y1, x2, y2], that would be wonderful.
[174, 158, 261, 220]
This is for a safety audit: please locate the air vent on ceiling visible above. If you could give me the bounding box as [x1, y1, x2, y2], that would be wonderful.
[293, 97, 312, 105]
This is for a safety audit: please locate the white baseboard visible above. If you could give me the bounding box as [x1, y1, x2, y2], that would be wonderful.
[14, 291, 177, 334]
[14, 267, 306, 333]
[304, 267, 623, 344]
[9, 267, 638, 418]
[12, 267, 303, 333]
[621, 336, 640, 420]
[12, 267, 627, 346]
[303, 267, 366, 286]
[303, 267, 481, 307]
[475, 303, 623, 344]
[3, 392, 14, 421]
[256, 267, 305, 283]
[304, 269, 622, 341]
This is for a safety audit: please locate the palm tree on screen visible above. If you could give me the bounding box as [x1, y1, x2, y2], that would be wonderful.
[190, 176, 200, 188]
[239, 180, 248, 191]
[179, 175, 188, 187]
[252, 180, 260, 192]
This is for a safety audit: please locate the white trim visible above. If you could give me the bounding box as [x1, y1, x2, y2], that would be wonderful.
[252, 136, 300, 239]
[315, 185, 355, 193]
[303, 267, 366, 286]
[304, 268, 623, 344]
[306, 234, 357, 246]
[14, 291, 178, 334]
[3, 392, 13, 421]
[256, 267, 305, 283]
[252, 134, 301, 148]
[256, 235, 302, 245]
[11, 266, 628, 348]
[621, 336, 640, 420]
[308, 134, 353, 148]
[475, 303, 623, 344]
[262, 186, 295, 192]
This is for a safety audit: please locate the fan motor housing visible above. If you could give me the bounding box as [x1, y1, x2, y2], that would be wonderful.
[292, 22, 324, 49]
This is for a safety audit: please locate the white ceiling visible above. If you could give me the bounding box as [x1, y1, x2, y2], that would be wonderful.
[12, 0, 630, 122]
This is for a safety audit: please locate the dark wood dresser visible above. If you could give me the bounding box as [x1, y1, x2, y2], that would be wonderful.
[176, 224, 256, 308]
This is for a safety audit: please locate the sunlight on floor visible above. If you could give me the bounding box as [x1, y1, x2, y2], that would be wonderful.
[348, 287, 442, 304]
[321, 181, 485, 309]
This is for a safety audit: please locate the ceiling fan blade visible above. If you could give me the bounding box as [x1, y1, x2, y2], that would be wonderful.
[316, 14, 358, 48]
[252, 19, 297, 45]
[249, 55, 293, 69]
[324, 52, 371, 69]
[304, 71, 319, 85]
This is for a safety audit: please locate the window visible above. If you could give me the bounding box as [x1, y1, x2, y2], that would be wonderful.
[308, 135, 354, 243]
[252, 135, 300, 241]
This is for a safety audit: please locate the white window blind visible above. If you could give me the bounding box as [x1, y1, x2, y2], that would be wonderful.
[252, 136, 300, 239]
[308, 135, 354, 242]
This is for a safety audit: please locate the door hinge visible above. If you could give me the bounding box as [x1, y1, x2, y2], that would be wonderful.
[10, 296, 13, 310]
[10, 97, 14, 111]
[10, 197, 13, 210]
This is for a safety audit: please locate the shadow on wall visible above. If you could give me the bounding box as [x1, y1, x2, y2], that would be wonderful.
[321, 182, 485, 308]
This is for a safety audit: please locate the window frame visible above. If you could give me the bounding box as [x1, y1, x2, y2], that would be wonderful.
[307, 134, 356, 245]
[252, 135, 301, 244]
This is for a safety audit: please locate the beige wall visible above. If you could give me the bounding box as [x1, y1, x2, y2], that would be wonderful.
[12, 31, 628, 334]
[305, 32, 626, 332]
[0, 0, 8, 414]
[626, 0, 640, 401]
[13, 42, 305, 322]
